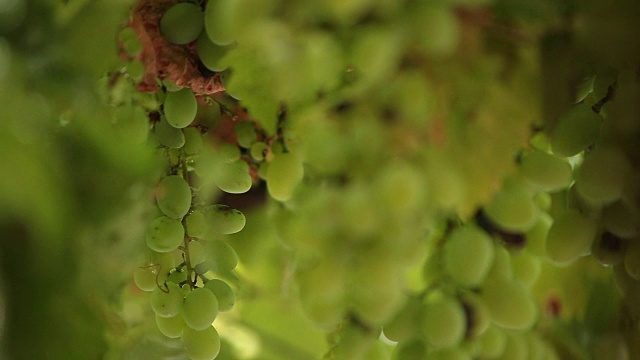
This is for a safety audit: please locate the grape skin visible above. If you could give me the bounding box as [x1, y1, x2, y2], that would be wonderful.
[183, 288, 219, 331]
[182, 326, 221, 360]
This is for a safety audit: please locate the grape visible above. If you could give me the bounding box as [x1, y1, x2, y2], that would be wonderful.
[603, 201, 640, 239]
[511, 250, 541, 288]
[197, 34, 231, 72]
[266, 152, 304, 202]
[152, 251, 176, 283]
[182, 326, 221, 360]
[212, 159, 252, 194]
[189, 240, 206, 266]
[156, 313, 184, 338]
[234, 121, 256, 148]
[183, 127, 204, 155]
[204, 279, 235, 312]
[203, 204, 246, 235]
[204, 0, 238, 45]
[461, 293, 490, 339]
[297, 261, 346, 330]
[183, 288, 219, 331]
[421, 295, 466, 349]
[113, 104, 149, 145]
[483, 186, 539, 233]
[134, 266, 157, 292]
[156, 175, 192, 220]
[444, 225, 495, 287]
[186, 210, 206, 238]
[250, 141, 267, 161]
[591, 333, 630, 360]
[383, 296, 422, 342]
[550, 104, 601, 157]
[427, 348, 471, 360]
[485, 246, 513, 281]
[476, 326, 506, 359]
[519, 150, 572, 192]
[575, 146, 629, 204]
[160, 3, 204, 45]
[206, 239, 238, 272]
[164, 88, 197, 129]
[481, 277, 536, 330]
[525, 212, 552, 257]
[154, 117, 186, 148]
[394, 339, 427, 360]
[545, 210, 597, 265]
[146, 216, 185, 253]
[151, 282, 184, 318]
[624, 240, 640, 280]
[167, 268, 188, 285]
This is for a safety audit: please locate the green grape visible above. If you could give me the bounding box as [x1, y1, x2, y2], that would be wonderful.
[189, 240, 206, 266]
[485, 246, 513, 281]
[183, 127, 204, 155]
[167, 268, 188, 285]
[152, 251, 176, 283]
[156, 175, 192, 220]
[624, 240, 640, 280]
[204, 279, 235, 312]
[519, 150, 572, 192]
[550, 104, 601, 157]
[212, 159, 252, 194]
[113, 104, 149, 145]
[476, 326, 506, 359]
[603, 201, 640, 239]
[427, 348, 471, 360]
[481, 277, 536, 330]
[511, 250, 541, 288]
[499, 333, 527, 360]
[154, 117, 186, 148]
[575, 146, 629, 204]
[412, 5, 461, 58]
[160, 3, 204, 45]
[461, 293, 490, 339]
[234, 121, 256, 148]
[146, 216, 185, 253]
[266, 152, 304, 202]
[164, 88, 197, 129]
[186, 210, 206, 238]
[118, 26, 141, 56]
[394, 339, 427, 360]
[525, 334, 546, 360]
[183, 288, 219, 331]
[591, 232, 626, 266]
[483, 186, 539, 233]
[163, 79, 183, 92]
[444, 225, 495, 287]
[383, 295, 422, 342]
[156, 313, 184, 338]
[204, 0, 238, 45]
[197, 33, 230, 72]
[250, 141, 267, 161]
[545, 210, 597, 265]
[182, 326, 221, 360]
[151, 282, 184, 318]
[134, 266, 158, 292]
[206, 239, 238, 272]
[591, 333, 630, 360]
[203, 204, 246, 235]
[297, 261, 346, 330]
[421, 294, 466, 349]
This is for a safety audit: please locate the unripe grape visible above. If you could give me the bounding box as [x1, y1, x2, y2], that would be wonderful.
[156, 313, 184, 338]
[197, 34, 230, 72]
[186, 210, 206, 238]
[499, 333, 527, 360]
[204, 0, 238, 45]
[164, 88, 197, 129]
[575, 146, 629, 205]
[234, 121, 256, 148]
[183, 127, 204, 155]
[154, 118, 186, 148]
[212, 159, 252, 194]
[476, 326, 506, 359]
[183, 288, 218, 331]
[460, 293, 491, 339]
[519, 150, 572, 192]
[182, 326, 221, 360]
[421, 295, 466, 349]
[203, 204, 246, 235]
[160, 3, 204, 45]
[481, 277, 536, 330]
[591, 232, 626, 266]
[134, 266, 157, 292]
[146, 216, 185, 253]
[511, 250, 541, 288]
[250, 141, 267, 161]
[151, 282, 183, 318]
[483, 186, 539, 233]
[603, 201, 640, 239]
[393, 339, 427, 360]
[206, 239, 238, 272]
[550, 104, 601, 157]
[156, 175, 191, 220]
[383, 296, 422, 342]
[267, 152, 304, 202]
[189, 241, 206, 266]
[444, 225, 495, 287]
[205, 279, 235, 312]
[545, 210, 597, 265]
